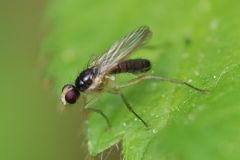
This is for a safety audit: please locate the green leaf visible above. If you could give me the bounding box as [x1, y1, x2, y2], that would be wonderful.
[43, 0, 240, 159]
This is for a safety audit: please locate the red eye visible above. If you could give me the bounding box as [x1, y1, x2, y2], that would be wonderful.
[62, 84, 80, 105]
[65, 89, 79, 104]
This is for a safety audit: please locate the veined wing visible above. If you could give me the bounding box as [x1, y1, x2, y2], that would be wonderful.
[90, 26, 152, 75]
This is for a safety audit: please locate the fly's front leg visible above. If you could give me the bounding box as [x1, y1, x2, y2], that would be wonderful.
[117, 75, 208, 92]
[83, 95, 99, 109]
[85, 108, 111, 128]
[109, 88, 149, 129]
[82, 96, 111, 128]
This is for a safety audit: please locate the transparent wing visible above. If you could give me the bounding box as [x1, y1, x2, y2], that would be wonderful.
[90, 26, 152, 75]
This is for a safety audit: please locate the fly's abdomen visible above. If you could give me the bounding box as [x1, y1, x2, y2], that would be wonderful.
[110, 59, 151, 74]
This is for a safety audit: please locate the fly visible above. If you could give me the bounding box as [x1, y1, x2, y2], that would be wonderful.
[61, 26, 207, 129]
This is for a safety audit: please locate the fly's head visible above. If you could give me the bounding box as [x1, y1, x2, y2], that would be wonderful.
[61, 67, 97, 105]
[61, 84, 80, 105]
[75, 67, 98, 91]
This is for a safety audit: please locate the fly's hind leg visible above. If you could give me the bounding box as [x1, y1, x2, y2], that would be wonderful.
[119, 92, 149, 129]
[117, 75, 208, 93]
[109, 88, 149, 129]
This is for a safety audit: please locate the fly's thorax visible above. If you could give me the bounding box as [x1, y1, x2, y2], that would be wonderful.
[85, 74, 107, 92]
[75, 67, 98, 91]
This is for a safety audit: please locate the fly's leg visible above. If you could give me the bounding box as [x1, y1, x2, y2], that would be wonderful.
[110, 89, 149, 129]
[85, 108, 111, 128]
[142, 36, 191, 51]
[117, 75, 208, 93]
[142, 41, 172, 50]
[120, 92, 149, 129]
[83, 96, 111, 128]
[83, 96, 99, 109]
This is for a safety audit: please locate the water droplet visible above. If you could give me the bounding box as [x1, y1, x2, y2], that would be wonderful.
[160, 94, 164, 98]
[122, 122, 127, 127]
[152, 129, 157, 134]
[194, 70, 200, 76]
[188, 114, 195, 121]
[182, 52, 189, 59]
[210, 19, 219, 30]
[213, 75, 217, 79]
[188, 79, 193, 83]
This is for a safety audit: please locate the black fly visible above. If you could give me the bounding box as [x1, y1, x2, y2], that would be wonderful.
[61, 26, 207, 129]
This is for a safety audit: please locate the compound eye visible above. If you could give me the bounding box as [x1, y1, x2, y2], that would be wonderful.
[65, 89, 79, 104]
[61, 84, 80, 105]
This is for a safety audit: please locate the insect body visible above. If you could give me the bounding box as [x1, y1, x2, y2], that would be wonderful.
[110, 59, 151, 74]
[61, 26, 207, 128]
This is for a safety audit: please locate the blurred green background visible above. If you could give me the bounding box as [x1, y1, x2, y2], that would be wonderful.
[1, 0, 240, 160]
[0, 1, 88, 160]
